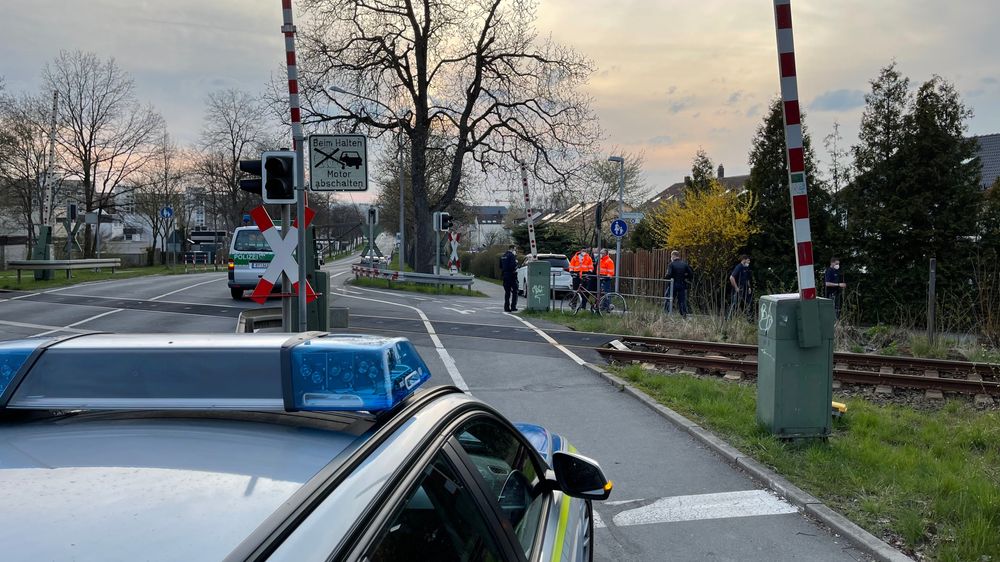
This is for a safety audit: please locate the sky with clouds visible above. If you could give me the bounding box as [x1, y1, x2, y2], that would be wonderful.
[2, 0, 998, 201]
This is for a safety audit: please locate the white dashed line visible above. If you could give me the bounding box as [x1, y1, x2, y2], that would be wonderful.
[503, 313, 587, 365]
[150, 277, 226, 301]
[34, 308, 124, 337]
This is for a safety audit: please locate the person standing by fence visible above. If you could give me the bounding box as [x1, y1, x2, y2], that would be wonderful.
[727, 255, 753, 320]
[569, 248, 593, 292]
[499, 245, 520, 312]
[599, 249, 614, 294]
[664, 250, 693, 318]
[824, 256, 846, 319]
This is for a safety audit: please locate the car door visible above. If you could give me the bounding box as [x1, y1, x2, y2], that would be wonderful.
[448, 416, 559, 562]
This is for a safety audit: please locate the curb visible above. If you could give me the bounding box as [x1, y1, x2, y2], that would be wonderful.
[582, 362, 913, 562]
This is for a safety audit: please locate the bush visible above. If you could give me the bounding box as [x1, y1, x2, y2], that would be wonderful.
[469, 245, 505, 279]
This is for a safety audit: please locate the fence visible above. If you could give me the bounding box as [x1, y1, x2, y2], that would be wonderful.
[617, 249, 671, 298]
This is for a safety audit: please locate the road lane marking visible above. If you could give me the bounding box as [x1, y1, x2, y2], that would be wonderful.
[150, 277, 226, 301]
[610, 490, 797, 528]
[0, 320, 93, 334]
[503, 313, 587, 365]
[442, 307, 475, 315]
[330, 292, 469, 392]
[34, 308, 124, 337]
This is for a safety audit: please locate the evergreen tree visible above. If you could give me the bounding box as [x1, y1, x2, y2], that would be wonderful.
[894, 76, 981, 307]
[840, 63, 912, 318]
[626, 218, 657, 251]
[685, 149, 716, 193]
[744, 98, 837, 292]
[843, 66, 980, 321]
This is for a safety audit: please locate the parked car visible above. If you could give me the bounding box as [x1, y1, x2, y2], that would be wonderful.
[0, 333, 612, 561]
[517, 253, 574, 296]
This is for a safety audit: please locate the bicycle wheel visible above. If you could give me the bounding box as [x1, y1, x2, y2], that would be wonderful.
[599, 293, 627, 316]
[568, 292, 586, 315]
[559, 292, 577, 313]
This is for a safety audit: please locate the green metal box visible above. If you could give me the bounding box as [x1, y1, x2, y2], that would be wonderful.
[756, 294, 835, 438]
[525, 260, 551, 311]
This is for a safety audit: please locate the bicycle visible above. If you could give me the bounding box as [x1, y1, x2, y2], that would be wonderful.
[560, 276, 627, 316]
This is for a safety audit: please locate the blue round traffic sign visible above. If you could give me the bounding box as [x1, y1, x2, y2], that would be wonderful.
[611, 219, 628, 237]
[160, 207, 174, 219]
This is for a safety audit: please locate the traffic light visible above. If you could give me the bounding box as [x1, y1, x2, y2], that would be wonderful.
[438, 212, 452, 231]
[366, 207, 379, 225]
[262, 151, 297, 204]
[237, 151, 298, 204]
[238, 159, 263, 196]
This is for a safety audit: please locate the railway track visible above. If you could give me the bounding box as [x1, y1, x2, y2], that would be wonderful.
[597, 336, 1000, 398]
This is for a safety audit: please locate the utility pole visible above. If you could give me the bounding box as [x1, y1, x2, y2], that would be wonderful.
[398, 134, 405, 272]
[609, 155, 625, 293]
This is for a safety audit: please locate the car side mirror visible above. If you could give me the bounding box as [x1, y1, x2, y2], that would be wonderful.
[551, 451, 612, 501]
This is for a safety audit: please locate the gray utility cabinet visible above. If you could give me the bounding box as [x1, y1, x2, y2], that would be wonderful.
[756, 294, 835, 438]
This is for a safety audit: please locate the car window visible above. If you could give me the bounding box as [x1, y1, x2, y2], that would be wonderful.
[363, 453, 505, 562]
[233, 230, 271, 252]
[455, 419, 546, 558]
[543, 257, 570, 269]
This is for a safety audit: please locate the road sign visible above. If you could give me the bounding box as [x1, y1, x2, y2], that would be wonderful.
[160, 207, 174, 219]
[309, 134, 368, 191]
[620, 211, 644, 225]
[248, 205, 317, 305]
[611, 219, 628, 237]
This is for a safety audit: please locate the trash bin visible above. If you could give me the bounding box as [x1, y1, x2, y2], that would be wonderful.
[526, 260, 551, 311]
[756, 294, 835, 438]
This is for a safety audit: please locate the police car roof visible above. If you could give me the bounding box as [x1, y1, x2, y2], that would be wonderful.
[0, 411, 366, 561]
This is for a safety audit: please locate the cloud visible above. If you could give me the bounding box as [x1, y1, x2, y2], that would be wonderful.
[648, 135, 673, 145]
[809, 89, 866, 112]
[726, 90, 744, 106]
[983, 77, 998, 85]
[745, 104, 762, 118]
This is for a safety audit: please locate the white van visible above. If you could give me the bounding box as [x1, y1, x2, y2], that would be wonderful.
[227, 226, 276, 299]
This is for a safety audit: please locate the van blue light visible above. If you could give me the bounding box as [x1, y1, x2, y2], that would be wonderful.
[0, 338, 51, 398]
[288, 335, 431, 412]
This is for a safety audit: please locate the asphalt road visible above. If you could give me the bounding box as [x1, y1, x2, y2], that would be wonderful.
[0, 256, 872, 562]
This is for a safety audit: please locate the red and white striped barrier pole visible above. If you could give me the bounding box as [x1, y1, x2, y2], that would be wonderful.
[281, 0, 309, 331]
[773, 0, 821, 344]
[520, 164, 538, 259]
[773, 0, 816, 301]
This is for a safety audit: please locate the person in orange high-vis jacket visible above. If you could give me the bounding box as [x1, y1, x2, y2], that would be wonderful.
[598, 250, 614, 294]
[568, 248, 593, 291]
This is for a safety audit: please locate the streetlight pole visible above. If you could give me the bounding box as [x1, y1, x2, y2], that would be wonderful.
[398, 134, 405, 273]
[608, 155, 625, 293]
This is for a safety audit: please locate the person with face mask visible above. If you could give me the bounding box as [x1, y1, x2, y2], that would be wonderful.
[727, 254, 753, 321]
[824, 257, 846, 319]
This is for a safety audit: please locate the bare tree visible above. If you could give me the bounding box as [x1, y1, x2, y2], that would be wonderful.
[43, 50, 164, 257]
[133, 132, 187, 259]
[0, 92, 55, 249]
[292, 0, 600, 272]
[192, 89, 277, 232]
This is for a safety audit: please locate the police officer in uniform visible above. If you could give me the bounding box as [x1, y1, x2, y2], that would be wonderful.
[499, 245, 519, 312]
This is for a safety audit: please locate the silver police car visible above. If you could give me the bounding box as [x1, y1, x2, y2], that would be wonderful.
[0, 333, 611, 561]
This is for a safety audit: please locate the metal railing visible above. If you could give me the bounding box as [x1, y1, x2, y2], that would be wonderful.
[7, 258, 122, 282]
[352, 264, 476, 288]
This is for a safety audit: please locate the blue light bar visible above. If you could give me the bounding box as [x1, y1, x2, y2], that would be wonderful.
[288, 335, 431, 412]
[0, 338, 51, 399]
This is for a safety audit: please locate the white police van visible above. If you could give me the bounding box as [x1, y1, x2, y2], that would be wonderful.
[228, 225, 275, 299]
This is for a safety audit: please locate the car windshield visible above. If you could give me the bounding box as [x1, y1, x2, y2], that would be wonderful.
[234, 230, 272, 252]
[542, 257, 570, 269]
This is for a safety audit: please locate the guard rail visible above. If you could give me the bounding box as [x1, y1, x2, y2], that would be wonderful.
[7, 258, 122, 282]
[352, 265, 475, 287]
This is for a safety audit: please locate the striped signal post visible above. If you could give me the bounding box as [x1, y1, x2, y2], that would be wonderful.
[281, 0, 308, 331]
[520, 164, 538, 259]
[773, 0, 821, 346]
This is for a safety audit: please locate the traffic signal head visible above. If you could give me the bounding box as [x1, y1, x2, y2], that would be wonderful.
[438, 212, 452, 231]
[238, 159, 263, 196]
[262, 151, 297, 204]
[367, 207, 379, 225]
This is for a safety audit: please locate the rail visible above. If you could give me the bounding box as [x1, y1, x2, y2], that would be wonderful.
[7, 258, 122, 282]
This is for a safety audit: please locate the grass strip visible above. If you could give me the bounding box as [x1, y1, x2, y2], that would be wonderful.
[613, 364, 1000, 561]
[0, 265, 184, 291]
[347, 276, 487, 297]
